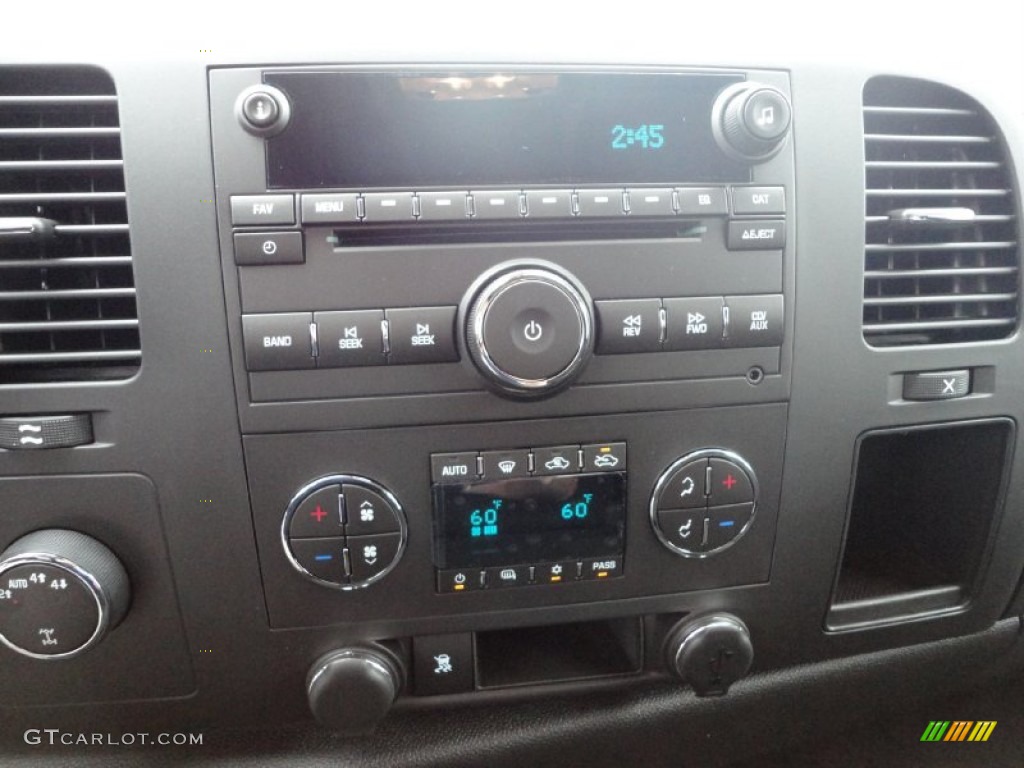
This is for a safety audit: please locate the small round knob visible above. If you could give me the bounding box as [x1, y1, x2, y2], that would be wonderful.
[665, 613, 753, 696]
[235, 84, 291, 137]
[306, 646, 404, 735]
[712, 83, 792, 162]
[0, 529, 130, 660]
[463, 261, 594, 397]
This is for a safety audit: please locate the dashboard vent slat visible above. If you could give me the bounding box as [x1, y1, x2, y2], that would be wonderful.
[862, 76, 1019, 347]
[0, 66, 140, 383]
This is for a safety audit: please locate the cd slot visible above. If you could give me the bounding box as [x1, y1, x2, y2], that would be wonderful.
[329, 220, 707, 248]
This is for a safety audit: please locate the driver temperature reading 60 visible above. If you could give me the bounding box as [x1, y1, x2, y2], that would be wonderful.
[611, 124, 665, 150]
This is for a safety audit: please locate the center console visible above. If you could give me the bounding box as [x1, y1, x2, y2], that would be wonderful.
[208, 64, 794, 726]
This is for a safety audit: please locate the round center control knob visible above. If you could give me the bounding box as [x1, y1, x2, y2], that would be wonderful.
[463, 261, 594, 397]
[0, 529, 130, 660]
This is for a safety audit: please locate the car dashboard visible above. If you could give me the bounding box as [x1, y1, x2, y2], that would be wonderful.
[1, 7, 1024, 766]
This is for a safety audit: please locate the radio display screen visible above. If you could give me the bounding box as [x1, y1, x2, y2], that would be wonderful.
[264, 71, 748, 189]
[433, 472, 626, 569]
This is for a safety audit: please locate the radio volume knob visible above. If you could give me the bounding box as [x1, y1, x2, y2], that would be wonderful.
[712, 83, 792, 162]
[463, 261, 594, 398]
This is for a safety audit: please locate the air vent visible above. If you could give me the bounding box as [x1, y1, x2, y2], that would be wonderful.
[0, 67, 139, 383]
[863, 76, 1019, 346]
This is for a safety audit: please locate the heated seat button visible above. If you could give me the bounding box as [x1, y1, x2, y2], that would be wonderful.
[242, 313, 314, 370]
[705, 503, 754, 551]
[656, 509, 706, 553]
[657, 460, 708, 510]
[707, 459, 755, 506]
[595, 299, 662, 354]
[386, 306, 459, 364]
[413, 633, 475, 696]
[289, 538, 347, 585]
[347, 533, 402, 583]
[343, 484, 400, 536]
[290, 486, 343, 538]
[725, 294, 784, 347]
[233, 231, 304, 266]
[315, 310, 385, 367]
[663, 297, 726, 350]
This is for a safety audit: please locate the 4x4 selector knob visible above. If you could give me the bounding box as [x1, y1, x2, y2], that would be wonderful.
[0, 529, 130, 660]
[712, 82, 792, 163]
[463, 260, 594, 398]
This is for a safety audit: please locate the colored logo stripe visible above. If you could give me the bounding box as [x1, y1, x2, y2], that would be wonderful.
[921, 721, 950, 741]
[968, 721, 997, 742]
[944, 721, 973, 741]
[920, 720, 996, 742]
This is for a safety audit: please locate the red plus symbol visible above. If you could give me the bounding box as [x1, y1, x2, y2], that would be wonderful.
[722, 474, 737, 491]
[310, 505, 328, 523]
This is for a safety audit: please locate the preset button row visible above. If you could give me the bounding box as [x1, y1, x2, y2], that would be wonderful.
[242, 306, 457, 371]
[229, 187, 785, 226]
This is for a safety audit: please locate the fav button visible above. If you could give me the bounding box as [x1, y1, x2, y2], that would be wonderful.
[230, 194, 295, 226]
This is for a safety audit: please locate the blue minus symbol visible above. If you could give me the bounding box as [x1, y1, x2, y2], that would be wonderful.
[718, 520, 736, 528]
[314, 554, 333, 561]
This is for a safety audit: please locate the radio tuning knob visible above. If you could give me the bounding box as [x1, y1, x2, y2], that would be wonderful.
[462, 260, 594, 398]
[712, 82, 792, 163]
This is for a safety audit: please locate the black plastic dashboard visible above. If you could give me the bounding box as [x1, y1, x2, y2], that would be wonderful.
[1, 8, 1024, 766]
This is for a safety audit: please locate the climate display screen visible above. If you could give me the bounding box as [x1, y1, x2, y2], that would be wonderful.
[433, 473, 626, 569]
[264, 71, 748, 188]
